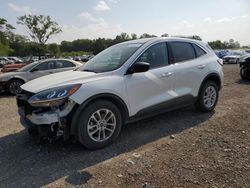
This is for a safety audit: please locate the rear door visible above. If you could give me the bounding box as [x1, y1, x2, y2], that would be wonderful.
[124, 42, 175, 116]
[168, 41, 208, 97]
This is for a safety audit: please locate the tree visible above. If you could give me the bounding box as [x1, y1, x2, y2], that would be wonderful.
[47, 43, 60, 56]
[140, 33, 157, 38]
[0, 18, 15, 55]
[131, 33, 137, 40]
[93, 38, 107, 55]
[208, 40, 226, 49]
[161, 33, 169, 37]
[17, 15, 62, 45]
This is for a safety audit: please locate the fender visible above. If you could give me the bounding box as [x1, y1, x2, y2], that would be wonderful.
[198, 73, 222, 96]
[70, 93, 129, 136]
[9, 76, 27, 83]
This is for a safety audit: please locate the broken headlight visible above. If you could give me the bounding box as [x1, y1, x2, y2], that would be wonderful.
[28, 84, 81, 107]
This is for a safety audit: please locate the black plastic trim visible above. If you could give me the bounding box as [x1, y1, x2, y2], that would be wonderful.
[199, 73, 222, 93]
[70, 93, 129, 135]
[126, 95, 196, 124]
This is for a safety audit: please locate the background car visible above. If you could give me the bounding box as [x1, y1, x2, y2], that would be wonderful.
[222, 51, 243, 64]
[214, 50, 230, 58]
[239, 54, 250, 80]
[0, 59, 82, 94]
[1, 56, 32, 73]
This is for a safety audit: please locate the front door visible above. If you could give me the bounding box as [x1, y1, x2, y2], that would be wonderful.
[124, 42, 175, 116]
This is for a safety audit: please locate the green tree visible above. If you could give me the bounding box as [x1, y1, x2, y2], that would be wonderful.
[208, 40, 226, 49]
[0, 18, 16, 55]
[17, 15, 62, 57]
[131, 33, 137, 40]
[17, 15, 62, 45]
[47, 43, 60, 56]
[140, 33, 157, 38]
[93, 38, 107, 55]
[161, 33, 169, 37]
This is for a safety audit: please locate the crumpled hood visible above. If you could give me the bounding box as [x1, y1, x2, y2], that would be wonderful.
[21, 70, 111, 93]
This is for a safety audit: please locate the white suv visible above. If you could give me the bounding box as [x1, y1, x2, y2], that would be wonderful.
[17, 37, 224, 149]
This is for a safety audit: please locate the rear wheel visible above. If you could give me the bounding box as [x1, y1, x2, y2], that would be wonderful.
[195, 81, 219, 112]
[77, 100, 122, 149]
[7, 79, 24, 95]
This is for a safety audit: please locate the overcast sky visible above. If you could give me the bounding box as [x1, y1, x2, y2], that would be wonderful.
[1, 0, 250, 45]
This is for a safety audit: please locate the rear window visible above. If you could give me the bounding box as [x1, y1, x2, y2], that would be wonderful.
[169, 42, 196, 63]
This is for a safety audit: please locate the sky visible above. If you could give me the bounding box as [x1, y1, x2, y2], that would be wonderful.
[0, 0, 250, 45]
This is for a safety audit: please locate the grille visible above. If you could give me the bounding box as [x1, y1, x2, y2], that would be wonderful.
[16, 90, 36, 115]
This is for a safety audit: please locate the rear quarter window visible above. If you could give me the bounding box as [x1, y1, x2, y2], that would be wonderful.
[169, 42, 196, 63]
[192, 44, 207, 57]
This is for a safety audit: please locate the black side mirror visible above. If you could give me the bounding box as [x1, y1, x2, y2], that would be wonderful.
[126, 61, 150, 74]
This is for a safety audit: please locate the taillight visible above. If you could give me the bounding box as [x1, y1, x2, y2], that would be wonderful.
[217, 59, 223, 66]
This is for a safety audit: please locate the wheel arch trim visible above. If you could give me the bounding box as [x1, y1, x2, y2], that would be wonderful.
[198, 73, 222, 96]
[70, 93, 129, 136]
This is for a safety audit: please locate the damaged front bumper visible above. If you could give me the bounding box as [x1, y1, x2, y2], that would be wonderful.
[17, 91, 77, 139]
[18, 100, 75, 126]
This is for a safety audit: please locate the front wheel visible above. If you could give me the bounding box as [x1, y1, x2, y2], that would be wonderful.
[7, 79, 24, 95]
[195, 81, 219, 113]
[77, 100, 122, 149]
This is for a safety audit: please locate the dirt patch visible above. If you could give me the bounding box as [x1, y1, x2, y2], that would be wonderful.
[0, 64, 249, 187]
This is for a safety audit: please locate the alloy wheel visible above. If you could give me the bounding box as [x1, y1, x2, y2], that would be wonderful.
[87, 108, 116, 142]
[203, 86, 217, 108]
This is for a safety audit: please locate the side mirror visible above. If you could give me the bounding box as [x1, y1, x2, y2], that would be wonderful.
[126, 61, 150, 74]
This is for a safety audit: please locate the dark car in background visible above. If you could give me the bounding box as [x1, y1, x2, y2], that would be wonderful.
[239, 55, 250, 80]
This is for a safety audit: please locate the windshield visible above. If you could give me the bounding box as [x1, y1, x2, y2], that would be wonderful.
[16, 61, 40, 72]
[78, 43, 142, 73]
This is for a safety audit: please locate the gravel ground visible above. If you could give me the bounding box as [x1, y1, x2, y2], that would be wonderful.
[0, 64, 249, 188]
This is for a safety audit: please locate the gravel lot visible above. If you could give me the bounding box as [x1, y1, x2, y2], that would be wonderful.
[0, 64, 249, 188]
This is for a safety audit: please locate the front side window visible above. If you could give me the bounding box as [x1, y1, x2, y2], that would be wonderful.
[78, 43, 142, 73]
[34, 61, 55, 71]
[136, 43, 168, 69]
[169, 42, 196, 63]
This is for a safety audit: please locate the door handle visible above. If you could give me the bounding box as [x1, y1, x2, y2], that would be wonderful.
[49, 71, 54, 74]
[197, 65, 206, 69]
[161, 72, 173, 77]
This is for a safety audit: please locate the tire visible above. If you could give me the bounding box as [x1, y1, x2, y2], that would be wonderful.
[7, 79, 24, 95]
[28, 127, 38, 137]
[240, 67, 247, 80]
[77, 100, 123, 149]
[195, 81, 219, 113]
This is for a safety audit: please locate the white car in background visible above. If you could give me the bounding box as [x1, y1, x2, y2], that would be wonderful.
[0, 59, 82, 94]
[222, 51, 244, 64]
[17, 37, 224, 149]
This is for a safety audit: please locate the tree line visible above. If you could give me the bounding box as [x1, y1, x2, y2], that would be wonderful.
[0, 15, 249, 58]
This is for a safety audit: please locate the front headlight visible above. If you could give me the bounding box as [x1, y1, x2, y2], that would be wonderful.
[28, 84, 81, 107]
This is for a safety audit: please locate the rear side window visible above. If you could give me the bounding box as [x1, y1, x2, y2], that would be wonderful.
[34, 61, 55, 71]
[192, 44, 206, 57]
[169, 42, 196, 63]
[56, 60, 74, 68]
[136, 43, 168, 69]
